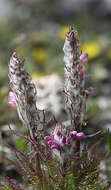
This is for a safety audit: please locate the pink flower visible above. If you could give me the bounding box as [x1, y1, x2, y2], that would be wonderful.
[77, 64, 83, 77]
[75, 132, 85, 140]
[50, 140, 60, 146]
[61, 136, 66, 143]
[66, 137, 72, 147]
[77, 64, 82, 72]
[80, 52, 88, 60]
[87, 87, 93, 92]
[9, 92, 17, 106]
[50, 131, 54, 136]
[48, 140, 54, 146]
[56, 130, 61, 136]
[51, 143, 61, 151]
[44, 136, 53, 142]
[80, 52, 88, 64]
[70, 131, 77, 137]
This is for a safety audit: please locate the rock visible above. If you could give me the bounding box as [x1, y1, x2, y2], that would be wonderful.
[33, 74, 67, 121]
[98, 97, 111, 110]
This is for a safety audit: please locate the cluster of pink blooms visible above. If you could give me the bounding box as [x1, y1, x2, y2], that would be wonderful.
[44, 136, 61, 151]
[44, 129, 85, 151]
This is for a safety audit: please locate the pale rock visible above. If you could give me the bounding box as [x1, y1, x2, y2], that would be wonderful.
[33, 74, 67, 121]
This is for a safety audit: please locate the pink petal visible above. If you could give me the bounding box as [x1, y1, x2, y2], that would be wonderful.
[51, 144, 61, 151]
[61, 136, 66, 143]
[9, 92, 16, 106]
[48, 140, 54, 146]
[44, 136, 53, 142]
[80, 52, 88, 60]
[66, 138, 72, 147]
[70, 131, 77, 137]
[56, 130, 61, 136]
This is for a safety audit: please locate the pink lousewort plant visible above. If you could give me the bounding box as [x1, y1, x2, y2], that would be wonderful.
[8, 27, 100, 162]
[9, 52, 45, 129]
[63, 28, 88, 130]
[7, 27, 109, 190]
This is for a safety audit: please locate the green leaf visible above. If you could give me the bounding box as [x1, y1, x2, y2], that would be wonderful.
[15, 139, 27, 152]
[106, 133, 111, 152]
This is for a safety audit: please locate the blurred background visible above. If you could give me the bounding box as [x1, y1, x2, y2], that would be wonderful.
[0, 0, 111, 185]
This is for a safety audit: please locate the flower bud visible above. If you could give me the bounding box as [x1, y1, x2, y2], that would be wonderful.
[80, 52, 88, 64]
[66, 138, 72, 147]
[75, 132, 85, 140]
[56, 130, 61, 136]
[51, 143, 61, 151]
[50, 131, 54, 136]
[61, 136, 66, 143]
[70, 131, 77, 137]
